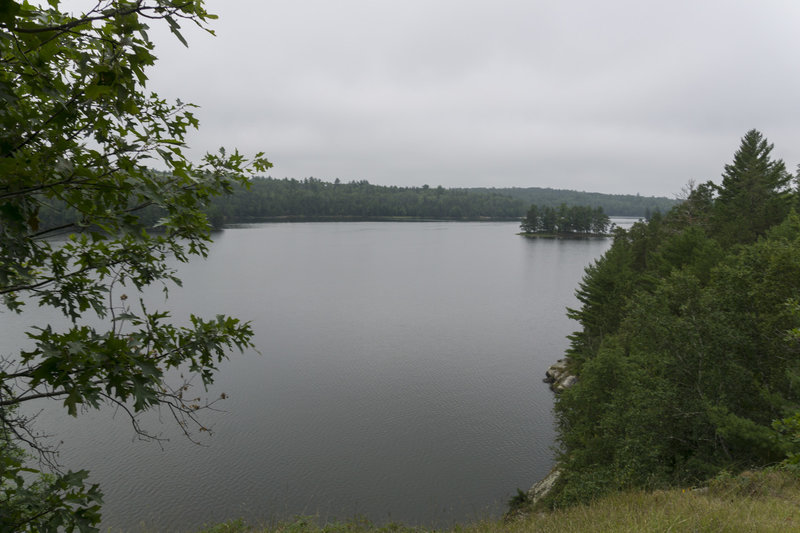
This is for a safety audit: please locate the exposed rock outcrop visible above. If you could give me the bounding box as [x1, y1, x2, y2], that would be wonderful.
[524, 360, 573, 510]
[543, 358, 576, 392]
[528, 467, 561, 505]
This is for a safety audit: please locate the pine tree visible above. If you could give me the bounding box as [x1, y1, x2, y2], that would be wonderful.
[714, 129, 793, 243]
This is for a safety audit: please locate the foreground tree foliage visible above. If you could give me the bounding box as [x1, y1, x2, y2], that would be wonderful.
[0, 1, 269, 530]
[549, 130, 800, 507]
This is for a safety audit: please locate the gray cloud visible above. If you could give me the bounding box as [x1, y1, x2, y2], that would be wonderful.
[142, 0, 800, 196]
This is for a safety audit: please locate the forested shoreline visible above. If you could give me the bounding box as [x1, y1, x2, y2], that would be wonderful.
[203, 177, 675, 226]
[540, 130, 800, 509]
[469, 186, 676, 217]
[36, 176, 675, 230]
[204, 177, 523, 224]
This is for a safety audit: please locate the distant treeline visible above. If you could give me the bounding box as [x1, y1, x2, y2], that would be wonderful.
[206, 177, 677, 225]
[469, 186, 677, 217]
[205, 177, 524, 225]
[36, 176, 679, 230]
[520, 204, 611, 235]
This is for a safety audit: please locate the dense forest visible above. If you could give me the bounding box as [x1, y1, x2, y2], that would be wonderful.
[520, 204, 611, 235]
[204, 177, 675, 225]
[544, 130, 800, 507]
[470, 186, 676, 217]
[204, 177, 525, 224]
[36, 177, 675, 231]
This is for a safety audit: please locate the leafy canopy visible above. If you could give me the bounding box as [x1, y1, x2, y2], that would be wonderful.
[0, 1, 270, 530]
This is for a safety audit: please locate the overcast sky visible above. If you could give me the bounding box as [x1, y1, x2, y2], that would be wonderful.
[137, 0, 800, 197]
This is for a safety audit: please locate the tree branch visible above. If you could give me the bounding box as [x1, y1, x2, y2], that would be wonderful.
[3, 2, 193, 35]
[0, 389, 68, 407]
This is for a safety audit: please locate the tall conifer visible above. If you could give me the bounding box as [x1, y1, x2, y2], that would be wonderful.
[714, 129, 792, 243]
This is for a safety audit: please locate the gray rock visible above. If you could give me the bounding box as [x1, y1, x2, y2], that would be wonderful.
[528, 467, 561, 504]
[557, 375, 577, 391]
[545, 359, 577, 392]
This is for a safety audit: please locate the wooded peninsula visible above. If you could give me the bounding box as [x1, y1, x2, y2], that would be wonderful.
[529, 129, 800, 511]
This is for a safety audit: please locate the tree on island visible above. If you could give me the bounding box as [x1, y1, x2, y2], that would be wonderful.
[0, 1, 269, 530]
[520, 203, 611, 235]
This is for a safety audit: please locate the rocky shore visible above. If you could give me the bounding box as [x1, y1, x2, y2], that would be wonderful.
[543, 358, 576, 392]
[527, 359, 577, 504]
[527, 467, 561, 505]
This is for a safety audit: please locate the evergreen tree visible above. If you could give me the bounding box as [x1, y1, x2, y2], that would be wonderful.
[519, 204, 609, 236]
[713, 129, 792, 243]
[521, 204, 541, 233]
[548, 131, 800, 509]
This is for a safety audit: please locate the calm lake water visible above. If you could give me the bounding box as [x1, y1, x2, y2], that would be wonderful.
[3, 221, 619, 531]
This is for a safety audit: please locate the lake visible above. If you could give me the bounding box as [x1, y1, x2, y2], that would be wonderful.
[3, 221, 618, 531]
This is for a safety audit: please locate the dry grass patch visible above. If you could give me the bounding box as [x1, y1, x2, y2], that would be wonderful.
[198, 469, 800, 533]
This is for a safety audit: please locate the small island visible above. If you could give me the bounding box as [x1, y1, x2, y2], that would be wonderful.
[518, 203, 613, 237]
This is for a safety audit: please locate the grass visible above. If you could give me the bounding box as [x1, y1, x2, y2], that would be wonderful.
[195, 469, 800, 533]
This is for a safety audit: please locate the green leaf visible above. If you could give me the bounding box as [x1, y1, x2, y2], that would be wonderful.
[0, 0, 21, 25]
[85, 84, 112, 100]
[165, 15, 188, 47]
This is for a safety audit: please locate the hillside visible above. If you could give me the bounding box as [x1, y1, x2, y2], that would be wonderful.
[467, 186, 678, 217]
[34, 177, 676, 231]
[546, 129, 800, 508]
[202, 177, 677, 224]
